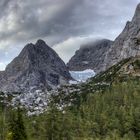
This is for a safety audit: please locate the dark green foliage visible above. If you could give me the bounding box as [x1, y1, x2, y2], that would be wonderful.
[133, 59, 140, 69]
[0, 57, 140, 140]
[8, 108, 27, 140]
[0, 82, 140, 140]
[89, 57, 131, 83]
[22, 81, 140, 140]
[0, 81, 140, 140]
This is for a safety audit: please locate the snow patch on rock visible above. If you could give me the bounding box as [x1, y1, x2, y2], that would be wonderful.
[70, 69, 95, 83]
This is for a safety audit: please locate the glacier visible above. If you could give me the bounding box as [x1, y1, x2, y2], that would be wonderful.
[69, 69, 96, 83]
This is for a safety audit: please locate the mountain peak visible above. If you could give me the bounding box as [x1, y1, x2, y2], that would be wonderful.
[35, 39, 47, 46]
[22, 40, 49, 53]
[132, 3, 140, 22]
[0, 39, 71, 93]
[67, 39, 113, 73]
[135, 3, 140, 13]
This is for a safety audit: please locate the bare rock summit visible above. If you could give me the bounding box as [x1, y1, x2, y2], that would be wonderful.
[0, 39, 72, 93]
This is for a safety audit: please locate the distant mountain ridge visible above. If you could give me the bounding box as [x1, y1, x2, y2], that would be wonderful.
[1, 3, 140, 93]
[0, 39, 71, 93]
[67, 39, 113, 73]
[68, 3, 140, 73]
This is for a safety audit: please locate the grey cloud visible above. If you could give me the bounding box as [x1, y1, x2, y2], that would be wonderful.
[0, 0, 11, 16]
[0, 0, 140, 70]
[0, 0, 76, 42]
[0, 0, 139, 43]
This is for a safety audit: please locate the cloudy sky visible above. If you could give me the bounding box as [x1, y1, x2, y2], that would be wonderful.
[0, 0, 139, 70]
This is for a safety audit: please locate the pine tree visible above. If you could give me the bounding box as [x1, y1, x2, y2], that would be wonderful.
[8, 108, 27, 140]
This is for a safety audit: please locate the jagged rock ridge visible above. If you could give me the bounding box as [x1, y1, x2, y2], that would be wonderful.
[67, 39, 113, 73]
[68, 3, 140, 73]
[104, 3, 140, 71]
[0, 39, 72, 93]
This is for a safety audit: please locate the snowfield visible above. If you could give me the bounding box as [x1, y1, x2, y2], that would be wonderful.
[70, 69, 96, 83]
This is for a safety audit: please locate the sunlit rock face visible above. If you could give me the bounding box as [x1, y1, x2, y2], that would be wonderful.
[0, 39, 72, 93]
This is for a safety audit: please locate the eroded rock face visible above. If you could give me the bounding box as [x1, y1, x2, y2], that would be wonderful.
[0, 40, 72, 93]
[67, 39, 113, 73]
[104, 3, 140, 71]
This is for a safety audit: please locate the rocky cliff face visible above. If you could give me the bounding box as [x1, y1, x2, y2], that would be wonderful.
[67, 39, 113, 73]
[0, 39, 72, 93]
[68, 4, 140, 73]
[103, 3, 140, 71]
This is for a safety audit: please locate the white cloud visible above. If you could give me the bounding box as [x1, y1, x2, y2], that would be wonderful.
[53, 35, 103, 63]
[0, 62, 7, 71]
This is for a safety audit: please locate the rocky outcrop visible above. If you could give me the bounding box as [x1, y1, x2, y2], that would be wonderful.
[0, 39, 72, 93]
[67, 39, 113, 73]
[104, 3, 140, 71]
